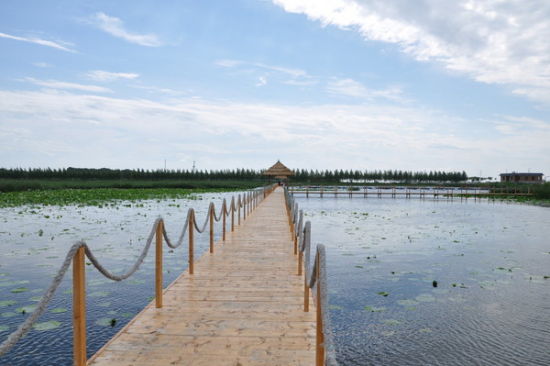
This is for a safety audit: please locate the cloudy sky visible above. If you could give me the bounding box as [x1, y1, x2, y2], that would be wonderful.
[1, 0, 549, 177]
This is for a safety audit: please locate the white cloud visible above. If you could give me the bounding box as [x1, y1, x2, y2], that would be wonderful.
[0, 32, 74, 52]
[256, 76, 268, 87]
[32, 62, 52, 68]
[215, 59, 243, 68]
[327, 78, 404, 102]
[216, 59, 314, 85]
[87, 70, 139, 82]
[24, 78, 112, 93]
[272, 0, 550, 104]
[0, 87, 548, 175]
[89, 12, 162, 47]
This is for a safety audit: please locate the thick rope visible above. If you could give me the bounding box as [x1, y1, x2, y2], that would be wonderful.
[162, 209, 192, 249]
[193, 208, 209, 233]
[85, 219, 158, 281]
[0, 242, 83, 356]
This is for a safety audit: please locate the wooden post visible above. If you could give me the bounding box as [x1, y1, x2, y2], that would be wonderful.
[303, 258, 309, 312]
[222, 201, 226, 241]
[238, 196, 241, 226]
[231, 201, 235, 232]
[73, 246, 86, 366]
[298, 251, 303, 276]
[189, 211, 194, 274]
[316, 254, 324, 366]
[294, 234, 298, 255]
[155, 220, 163, 308]
[209, 205, 214, 254]
[243, 194, 247, 220]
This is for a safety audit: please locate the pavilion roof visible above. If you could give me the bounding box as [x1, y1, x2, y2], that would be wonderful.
[264, 160, 294, 176]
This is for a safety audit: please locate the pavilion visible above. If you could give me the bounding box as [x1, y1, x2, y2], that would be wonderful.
[264, 160, 294, 185]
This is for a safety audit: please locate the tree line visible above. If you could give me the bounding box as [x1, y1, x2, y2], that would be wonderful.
[0, 167, 468, 183]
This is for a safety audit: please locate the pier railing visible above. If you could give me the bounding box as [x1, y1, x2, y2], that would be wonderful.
[289, 185, 533, 199]
[0, 184, 276, 365]
[284, 187, 338, 366]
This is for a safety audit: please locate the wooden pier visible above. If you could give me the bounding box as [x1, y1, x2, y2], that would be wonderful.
[289, 186, 532, 199]
[87, 188, 317, 366]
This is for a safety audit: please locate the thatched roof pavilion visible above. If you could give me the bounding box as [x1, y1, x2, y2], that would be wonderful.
[264, 160, 294, 180]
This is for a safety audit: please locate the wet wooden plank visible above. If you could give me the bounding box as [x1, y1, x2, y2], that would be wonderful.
[88, 188, 316, 366]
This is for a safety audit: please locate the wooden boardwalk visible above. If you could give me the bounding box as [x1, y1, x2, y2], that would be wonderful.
[88, 188, 316, 366]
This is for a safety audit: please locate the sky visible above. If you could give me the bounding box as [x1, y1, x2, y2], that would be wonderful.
[0, 0, 549, 178]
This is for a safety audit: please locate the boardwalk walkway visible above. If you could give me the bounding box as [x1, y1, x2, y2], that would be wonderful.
[88, 188, 316, 366]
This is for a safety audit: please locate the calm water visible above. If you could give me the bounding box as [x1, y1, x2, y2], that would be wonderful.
[1, 194, 549, 365]
[0, 192, 235, 365]
[297, 196, 550, 366]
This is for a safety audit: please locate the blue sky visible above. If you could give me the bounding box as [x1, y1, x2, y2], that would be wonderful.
[1, 0, 549, 178]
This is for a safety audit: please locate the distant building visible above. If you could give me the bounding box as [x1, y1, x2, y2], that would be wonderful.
[499, 172, 544, 183]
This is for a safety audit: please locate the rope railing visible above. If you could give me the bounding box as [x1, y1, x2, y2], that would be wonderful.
[0, 184, 277, 365]
[284, 186, 339, 366]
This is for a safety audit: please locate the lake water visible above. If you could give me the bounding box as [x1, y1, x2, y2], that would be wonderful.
[1, 193, 549, 365]
[0, 192, 234, 365]
[297, 196, 550, 365]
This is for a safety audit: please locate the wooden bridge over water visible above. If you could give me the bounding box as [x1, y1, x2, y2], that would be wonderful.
[0, 186, 335, 366]
[89, 188, 319, 366]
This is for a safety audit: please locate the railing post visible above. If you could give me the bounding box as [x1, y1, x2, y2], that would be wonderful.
[73, 246, 86, 366]
[189, 211, 194, 274]
[244, 194, 247, 220]
[231, 200, 235, 232]
[222, 200, 226, 241]
[209, 204, 214, 254]
[155, 220, 163, 308]
[238, 195, 241, 226]
[316, 253, 324, 366]
[303, 259, 309, 312]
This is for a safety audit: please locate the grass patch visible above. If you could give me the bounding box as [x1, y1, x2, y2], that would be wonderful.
[0, 179, 261, 193]
[0, 187, 244, 207]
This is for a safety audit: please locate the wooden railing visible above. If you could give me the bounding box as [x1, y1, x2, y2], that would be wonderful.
[289, 185, 533, 199]
[284, 187, 338, 366]
[0, 185, 277, 365]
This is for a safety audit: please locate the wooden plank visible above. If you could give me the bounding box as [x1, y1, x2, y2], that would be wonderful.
[88, 188, 316, 366]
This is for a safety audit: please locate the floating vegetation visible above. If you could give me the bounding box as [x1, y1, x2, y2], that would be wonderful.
[50, 307, 67, 313]
[0, 325, 9, 332]
[382, 319, 401, 326]
[377, 291, 389, 297]
[95, 317, 117, 327]
[16, 305, 37, 314]
[0, 280, 30, 288]
[2, 312, 17, 318]
[364, 306, 386, 312]
[0, 188, 232, 207]
[89, 291, 110, 298]
[33, 320, 61, 331]
[419, 328, 432, 333]
[10, 287, 29, 293]
[329, 305, 343, 310]
[0, 300, 17, 307]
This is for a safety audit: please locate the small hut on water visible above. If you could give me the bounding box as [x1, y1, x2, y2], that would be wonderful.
[264, 160, 294, 185]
